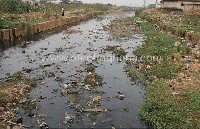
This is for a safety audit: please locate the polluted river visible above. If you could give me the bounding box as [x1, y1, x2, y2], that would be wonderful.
[0, 13, 150, 128]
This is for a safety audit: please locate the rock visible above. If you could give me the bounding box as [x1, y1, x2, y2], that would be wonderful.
[83, 108, 104, 112]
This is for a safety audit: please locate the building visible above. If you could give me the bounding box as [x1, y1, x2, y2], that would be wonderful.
[161, 0, 200, 11]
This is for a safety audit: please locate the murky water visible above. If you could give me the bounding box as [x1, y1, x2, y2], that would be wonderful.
[0, 13, 149, 128]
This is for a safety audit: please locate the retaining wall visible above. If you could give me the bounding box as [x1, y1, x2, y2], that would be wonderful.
[0, 13, 98, 41]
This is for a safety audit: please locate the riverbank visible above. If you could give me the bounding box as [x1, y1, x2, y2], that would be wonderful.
[0, 73, 37, 128]
[0, 3, 116, 41]
[137, 8, 200, 45]
[107, 9, 200, 128]
[0, 13, 99, 41]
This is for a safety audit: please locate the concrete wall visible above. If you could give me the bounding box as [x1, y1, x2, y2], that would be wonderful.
[0, 13, 98, 41]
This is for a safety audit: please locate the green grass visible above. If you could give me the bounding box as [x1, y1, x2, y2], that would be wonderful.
[30, 80, 37, 87]
[113, 49, 126, 56]
[129, 68, 137, 79]
[0, 19, 22, 29]
[132, 21, 186, 80]
[148, 59, 183, 79]
[140, 80, 200, 128]
[116, 10, 200, 128]
[0, 3, 110, 29]
[129, 68, 149, 85]
[177, 26, 200, 34]
[0, 92, 8, 100]
[134, 22, 181, 58]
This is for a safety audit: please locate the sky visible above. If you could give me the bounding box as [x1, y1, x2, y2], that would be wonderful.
[81, 0, 161, 7]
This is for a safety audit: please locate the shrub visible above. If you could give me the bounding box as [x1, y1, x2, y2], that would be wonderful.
[0, 0, 33, 14]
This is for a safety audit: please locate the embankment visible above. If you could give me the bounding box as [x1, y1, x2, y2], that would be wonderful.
[0, 13, 99, 41]
[137, 9, 200, 45]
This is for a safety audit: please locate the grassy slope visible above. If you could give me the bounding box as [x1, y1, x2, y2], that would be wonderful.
[133, 12, 200, 128]
[138, 9, 200, 40]
[110, 11, 200, 128]
[0, 3, 109, 29]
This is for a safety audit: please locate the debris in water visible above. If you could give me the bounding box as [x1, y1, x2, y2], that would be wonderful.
[83, 108, 104, 112]
[64, 112, 75, 124]
[64, 29, 82, 34]
[116, 92, 125, 100]
[92, 96, 102, 103]
[40, 64, 51, 68]
[40, 122, 49, 129]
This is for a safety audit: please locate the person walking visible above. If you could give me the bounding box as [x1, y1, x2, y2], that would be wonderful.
[62, 7, 65, 16]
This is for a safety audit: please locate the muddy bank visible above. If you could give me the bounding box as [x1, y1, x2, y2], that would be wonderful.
[0, 12, 150, 128]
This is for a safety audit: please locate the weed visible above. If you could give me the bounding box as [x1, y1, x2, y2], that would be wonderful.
[85, 64, 95, 72]
[0, 92, 8, 100]
[140, 80, 200, 128]
[132, 9, 200, 128]
[148, 59, 183, 79]
[129, 68, 137, 79]
[30, 80, 37, 87]
[0, 0, 35, 14]
[85, 74, 103, 87]
[105, 45, 118, 51]
[113, 49, 126, 56]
